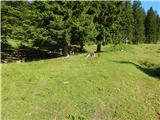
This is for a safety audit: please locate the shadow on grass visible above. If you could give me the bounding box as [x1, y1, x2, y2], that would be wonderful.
[1, 49, 63, 63]
[113, 60, 160, 79]
[1, 45, 89, 63]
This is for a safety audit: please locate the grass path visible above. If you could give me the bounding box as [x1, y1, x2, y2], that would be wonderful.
[2, 44, 160, 120]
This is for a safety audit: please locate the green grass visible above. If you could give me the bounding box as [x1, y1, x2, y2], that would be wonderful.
[2, 44, 160, 120]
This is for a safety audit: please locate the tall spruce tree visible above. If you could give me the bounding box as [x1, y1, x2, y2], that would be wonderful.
[108, 2, 126, 45]
[132, 1, 145, 44]
[1, 1, 31, 50]
[156, 14, 160, 43]
[145, 7, 157, 43]
[92, 1, 125, 51]
[31, 1, 72, 55]
[124, 1, 134, 43]
[92, 1, 108, 52]
[70, 2, 97, 51]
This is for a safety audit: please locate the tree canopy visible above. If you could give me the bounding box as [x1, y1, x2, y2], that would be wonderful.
[1, 1, 160, 60]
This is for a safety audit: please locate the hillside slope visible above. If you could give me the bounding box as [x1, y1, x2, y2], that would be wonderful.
[2, 44, 160, 120]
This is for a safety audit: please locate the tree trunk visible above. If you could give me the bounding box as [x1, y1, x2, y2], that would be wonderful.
[96, 44, 101, 52]
[63, 45, 68, 56]
[103, 32, 106, 45]
[80, 43, 84, 52]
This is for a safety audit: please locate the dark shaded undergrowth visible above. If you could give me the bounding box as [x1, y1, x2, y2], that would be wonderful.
[1, 45, 86, 63]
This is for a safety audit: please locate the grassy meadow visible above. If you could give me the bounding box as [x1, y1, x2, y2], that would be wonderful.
[2, 44, 160, 120]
